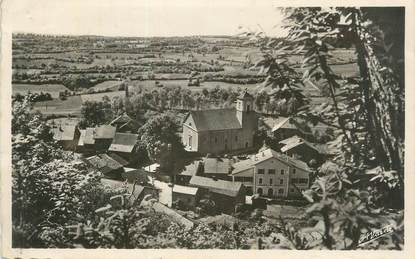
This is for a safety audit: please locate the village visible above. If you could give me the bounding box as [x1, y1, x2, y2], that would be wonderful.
[8, 4, 405, 250]
[50, 87, 334, 227]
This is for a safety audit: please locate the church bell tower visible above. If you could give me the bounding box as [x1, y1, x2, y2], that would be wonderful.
[236, 90, 254, 126]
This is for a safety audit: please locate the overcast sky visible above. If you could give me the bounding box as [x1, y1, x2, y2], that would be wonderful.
[6, 0, 287, 37]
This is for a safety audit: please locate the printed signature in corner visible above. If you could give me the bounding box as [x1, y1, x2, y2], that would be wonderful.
[358, 224, 394, 247]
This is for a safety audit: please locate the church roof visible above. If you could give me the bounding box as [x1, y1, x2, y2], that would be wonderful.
[186, 108, 242, 131]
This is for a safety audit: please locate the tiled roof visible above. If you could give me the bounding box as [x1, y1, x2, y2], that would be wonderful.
[189, 176, 243, 197]
[271, 117, 297, 132]
[186, 108, 241, 131]
[84, 127, 96, 145]
[173, 185, 199, 195]
[53, 125, 77, 141]
[203, 157, 232, 175]
[253, 148, 311, 172]
[279, 135, 319, 153]
[85, 154, 123, 174]
[231, 158, 255, 175]
[108, 152, 130, 166]
[94, 125, 116, 139]
[108, 132, 138, 153]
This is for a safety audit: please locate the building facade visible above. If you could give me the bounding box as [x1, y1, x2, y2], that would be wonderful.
[231, 147, 311, 198]
[182, 91, 258, 154]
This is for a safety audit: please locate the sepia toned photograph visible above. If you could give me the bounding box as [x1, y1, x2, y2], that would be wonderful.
[1, 0, 414, 257]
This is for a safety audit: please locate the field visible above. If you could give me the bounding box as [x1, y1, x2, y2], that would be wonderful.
[32, 95, 82, 116]
[12, 83, 71, 98]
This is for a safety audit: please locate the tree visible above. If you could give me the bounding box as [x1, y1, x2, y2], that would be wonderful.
[137, 112, 185, 177]
[249, 7, 404, 250]
[79, 100, 113, 128]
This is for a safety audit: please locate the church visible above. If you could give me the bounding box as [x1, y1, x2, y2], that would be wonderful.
[182, 91, 258, 154]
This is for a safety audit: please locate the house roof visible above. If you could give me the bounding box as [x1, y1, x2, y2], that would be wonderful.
[231, 158, 255, 175]
[189, 176, 243, 197]
[108, 152, 130, 166]
[232, 148, 311, 175]
[85, 154, 123, 174]
[180, 161, 200, 176]
[94, 125, 116, 139]
[173, 185, 199, 195]
[110, 113, 133, 125]
[108, 132, 138, 153]
[77, 129, 86, 146]
[279, 135, 320, 153]
[53, 125, 77, 141]
[271, 117, 298, 132]
[84, 127, 96, 145]
[253, 148, 311, 172]
[144, 163, 160, 173]
[185, 109, 241, 131]
[202, 157, 232, 175]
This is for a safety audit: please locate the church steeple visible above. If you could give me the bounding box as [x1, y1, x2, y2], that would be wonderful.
[236, 89, 254, 125]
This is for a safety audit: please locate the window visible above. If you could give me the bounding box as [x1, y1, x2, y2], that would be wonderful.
[257, 188, 263, 195]
[279, 179, 284, 185]
[258, 169, 265, 174]
[268, 169, 275, 174]
[267, 188, 273, 196]
[245, 142, 249, 148]
[299, 178, 308, 184]
[291, 178, 298, 184]
[269, 178, 273, 185]
[188, 135, 192, 149]
[293, 169, 296, 174]
[189, 122, 192, 126]
[247, 104, 251, 112]
[278, 189, 284, 194]
[215, 137, 218, 143]
[235, 135, 238, 142]
[290, 188, 295, 193]
[259, 178, 263, 184]
[280, 169, 285, 175]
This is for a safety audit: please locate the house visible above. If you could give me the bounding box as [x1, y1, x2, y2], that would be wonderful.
[108, 132, 138, 164]
[189, 175, 245, 214]
[263, 116, 311, 142]
[182, 91, 258, 154]
[101, 179, 158, 206]
[279, 135, 322, 164]
[175, 161, 202, 185]
[94, 125, 116, 151]
[198, 157, 233, 181]
[76, 129, 86, 152]
[108, 152, 130, 167]
[83, 127, 96, 150]
[172, 184, 200, 210]
[110, 113, 140, 133]
[85, 153, 124, 180]
[52, 125, 80, 151]
[231, 146, 311, 198]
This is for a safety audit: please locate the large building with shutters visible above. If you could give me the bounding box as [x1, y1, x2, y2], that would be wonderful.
[182, 91, 258, 154]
